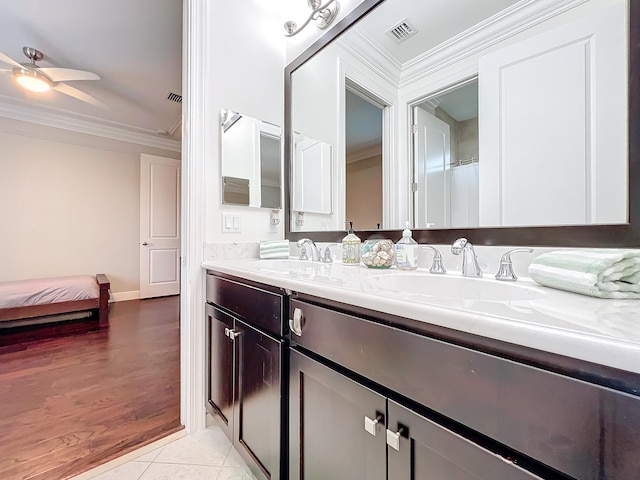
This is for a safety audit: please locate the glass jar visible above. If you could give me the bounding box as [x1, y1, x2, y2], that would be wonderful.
[361, 239, 395, 268]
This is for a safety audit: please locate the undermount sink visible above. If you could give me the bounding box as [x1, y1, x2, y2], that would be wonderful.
[363, 274, 547, 302]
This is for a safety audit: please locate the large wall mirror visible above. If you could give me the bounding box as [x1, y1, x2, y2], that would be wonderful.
[285, 0, 640, 246]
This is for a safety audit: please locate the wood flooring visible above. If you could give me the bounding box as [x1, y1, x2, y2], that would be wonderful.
[0, 296, 182, 480]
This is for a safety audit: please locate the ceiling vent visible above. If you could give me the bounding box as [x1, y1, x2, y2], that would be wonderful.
[386, 19, 417, 43]
[167, 92, 182, 104]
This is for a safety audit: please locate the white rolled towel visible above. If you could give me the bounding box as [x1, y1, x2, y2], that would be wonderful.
[259, 240, 290, 259]
[529, 249, 640, 299]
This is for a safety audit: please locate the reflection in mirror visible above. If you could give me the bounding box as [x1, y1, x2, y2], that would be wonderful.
[288, 0, 629, 237]
[414, 79, 478, 229]
[220, 109, 282, 208]
[291, 132, 333, 220]
[346, 87, 383, 230]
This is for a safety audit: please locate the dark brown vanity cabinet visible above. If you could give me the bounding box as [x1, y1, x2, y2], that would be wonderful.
[289, 296, 640, 480]
[205, 273, 286, 480]
[290, 348, 539, 480]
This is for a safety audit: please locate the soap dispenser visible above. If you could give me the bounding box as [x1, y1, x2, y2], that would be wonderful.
[395, 221, 418, 271]
[342, 221, 361, 265]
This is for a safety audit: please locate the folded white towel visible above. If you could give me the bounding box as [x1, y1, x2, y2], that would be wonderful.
[259, 240, 290, 259]
[529, 249, 640, 299]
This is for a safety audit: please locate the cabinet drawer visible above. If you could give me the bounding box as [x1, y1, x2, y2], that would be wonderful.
[206, 274, 284, 336]
[290, 299, 640, 480]
[387, 399, 540, 480]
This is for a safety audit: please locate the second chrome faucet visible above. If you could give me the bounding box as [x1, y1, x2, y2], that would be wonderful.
[451, 238, 483, 277]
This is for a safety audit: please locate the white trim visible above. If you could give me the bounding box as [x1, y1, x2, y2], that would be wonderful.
[111, 290, 140, 302]
[180, 0, 207, 435]
[337, 57, 398, 229]
[340, 0, 588, 89]
[0, 96, 181, 152]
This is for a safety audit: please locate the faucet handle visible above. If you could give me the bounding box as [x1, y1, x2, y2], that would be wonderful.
[420, 246, 446, 274]
[451, 237, 469, 255]
[321, 244, 337, 263]
[495, 248, 534, 282]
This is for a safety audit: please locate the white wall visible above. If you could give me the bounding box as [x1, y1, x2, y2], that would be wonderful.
[204, 0, 286, 243]
[0, 124, 179, 295]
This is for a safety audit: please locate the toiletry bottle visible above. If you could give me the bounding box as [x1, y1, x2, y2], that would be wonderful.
[342, 221, 361, 265]
[396, 221, 418, 271]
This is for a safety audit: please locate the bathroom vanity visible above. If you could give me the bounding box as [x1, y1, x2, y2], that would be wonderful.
[204, 259, 640, 480]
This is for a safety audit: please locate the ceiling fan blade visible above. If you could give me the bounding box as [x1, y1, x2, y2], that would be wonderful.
[39, 67, 100, 83]
[0, 50, 22, 68]
[54, 82, 108, 110]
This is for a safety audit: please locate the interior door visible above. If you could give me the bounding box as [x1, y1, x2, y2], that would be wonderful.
[289, 349, 386, 480]
[292, 133, 333, 214]
[140, 153, 181, 298]
[478, 1, 626, 227]
[413, 106, 451, 229]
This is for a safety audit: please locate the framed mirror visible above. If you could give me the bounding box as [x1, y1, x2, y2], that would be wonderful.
[221, 109, 282, 209]
[285, 0, 640, 246]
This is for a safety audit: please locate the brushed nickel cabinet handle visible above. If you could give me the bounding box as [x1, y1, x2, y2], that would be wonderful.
[289, 307, 304, 336]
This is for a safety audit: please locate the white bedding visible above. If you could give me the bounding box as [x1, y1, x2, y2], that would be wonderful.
[0, 275, 99, 309]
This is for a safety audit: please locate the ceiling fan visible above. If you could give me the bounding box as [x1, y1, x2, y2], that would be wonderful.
[0, 46, 107, 109]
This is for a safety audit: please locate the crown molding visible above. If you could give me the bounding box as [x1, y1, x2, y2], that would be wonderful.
[338, 0, 589, 90]
[0, 96, 181, 152]
[399, 0, 589, 87]
[336, 33, 401, 86]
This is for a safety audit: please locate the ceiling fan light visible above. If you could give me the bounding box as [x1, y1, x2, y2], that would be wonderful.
[13, 69, 52, 93]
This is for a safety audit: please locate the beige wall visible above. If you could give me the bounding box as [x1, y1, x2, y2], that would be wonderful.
[0, 131, 143, 294]
[346, 156, 383, 230]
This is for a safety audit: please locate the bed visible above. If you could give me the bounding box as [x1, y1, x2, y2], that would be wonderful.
[0, 274, 110, 328]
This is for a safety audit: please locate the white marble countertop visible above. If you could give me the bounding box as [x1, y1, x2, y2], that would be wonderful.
[202, 258, 640, 376]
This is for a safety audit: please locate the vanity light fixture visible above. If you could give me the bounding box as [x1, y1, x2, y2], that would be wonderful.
[283, 0, 340, 37]
[13, 67, 53, 93]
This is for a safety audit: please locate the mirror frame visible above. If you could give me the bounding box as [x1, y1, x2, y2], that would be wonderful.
[285, 0, 640, 246]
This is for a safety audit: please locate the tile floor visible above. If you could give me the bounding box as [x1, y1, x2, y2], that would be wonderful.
[89, 426, 257, 480]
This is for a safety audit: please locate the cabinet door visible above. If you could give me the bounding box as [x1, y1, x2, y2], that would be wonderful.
[205, 304, 234, 440]
[234, 319, 283, 480]
[387, 400, 541, 480]
[290, 349, 386, 480]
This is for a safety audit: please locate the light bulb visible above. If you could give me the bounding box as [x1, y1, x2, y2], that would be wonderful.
[14, 71, 52, 93]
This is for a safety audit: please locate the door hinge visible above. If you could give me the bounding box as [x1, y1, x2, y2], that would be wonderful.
[411, 182, 418, 193]
[412, 124, 418, 134]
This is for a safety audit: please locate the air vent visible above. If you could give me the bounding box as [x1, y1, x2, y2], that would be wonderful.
[386, 19, 417, 43]
[167, 92, 182, 103]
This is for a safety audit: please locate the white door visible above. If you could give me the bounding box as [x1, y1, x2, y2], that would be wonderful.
[478, 1, 626, 227]
[140, 154, 181, 299]
[292, 133, 333, 214]
[413, 106, 451, 229]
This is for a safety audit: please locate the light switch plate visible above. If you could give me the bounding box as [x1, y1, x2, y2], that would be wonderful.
[222, 213, 242, 233]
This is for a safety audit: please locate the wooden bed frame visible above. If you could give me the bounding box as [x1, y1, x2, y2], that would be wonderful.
[0, 274, 111, 328]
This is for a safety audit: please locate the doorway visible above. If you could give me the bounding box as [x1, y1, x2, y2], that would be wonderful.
[345, 85, 385, 230]
[412, 78, 479, 229]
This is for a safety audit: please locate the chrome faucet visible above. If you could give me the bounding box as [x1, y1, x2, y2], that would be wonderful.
[451, 238, 482, 277]
[297, 238, 321, 262]
[495, 248, 534, 281]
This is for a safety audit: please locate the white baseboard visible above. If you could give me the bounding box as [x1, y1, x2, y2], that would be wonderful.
[110, 290, 140, 302]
